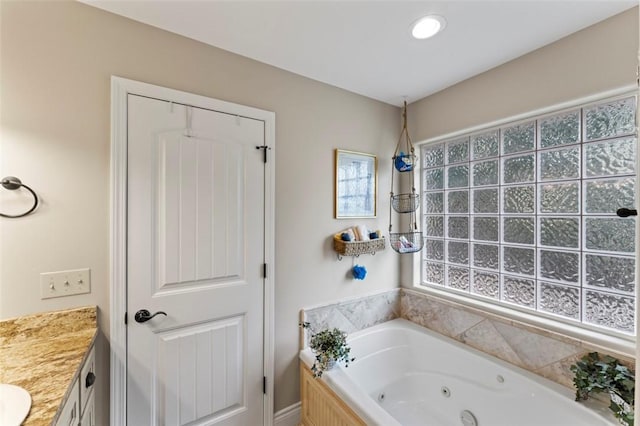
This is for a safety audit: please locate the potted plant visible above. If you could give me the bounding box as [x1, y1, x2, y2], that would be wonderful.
[570, 352, 635, 425]
[300, 322, 355, 377]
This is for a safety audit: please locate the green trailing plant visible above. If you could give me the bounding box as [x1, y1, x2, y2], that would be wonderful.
[300, 322, 355, 378]
[570, 352, 635, 426]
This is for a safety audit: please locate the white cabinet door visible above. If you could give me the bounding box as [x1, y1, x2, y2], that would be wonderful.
[55, 379, 79, 426]
[126, 95, 265, 425]
[80, 391, 95, 426]
[80, 346, 95, 417]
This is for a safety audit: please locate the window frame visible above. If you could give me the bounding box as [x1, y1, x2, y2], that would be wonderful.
[412, 86, 638, 356]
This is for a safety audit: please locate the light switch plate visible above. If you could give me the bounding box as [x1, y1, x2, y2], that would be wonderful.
[40, 268, 91, 299]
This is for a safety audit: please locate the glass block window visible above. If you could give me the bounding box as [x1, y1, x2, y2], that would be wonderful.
[420, 95, 637, 335]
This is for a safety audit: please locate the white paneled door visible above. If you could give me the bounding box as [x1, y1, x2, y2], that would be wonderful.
[127, 94, 265, 425]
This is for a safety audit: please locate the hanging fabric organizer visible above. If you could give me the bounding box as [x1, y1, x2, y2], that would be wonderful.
[389, 101, 423, 254]
[0, 176, 39, 218]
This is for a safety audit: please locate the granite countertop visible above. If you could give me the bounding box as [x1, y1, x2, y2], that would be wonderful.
[0, 306, 97, 426]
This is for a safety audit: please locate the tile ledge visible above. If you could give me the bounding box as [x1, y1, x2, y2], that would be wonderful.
[402, 287, 635, 359]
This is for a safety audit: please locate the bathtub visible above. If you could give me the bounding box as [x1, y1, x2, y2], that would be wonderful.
[299, 318, 616, 426]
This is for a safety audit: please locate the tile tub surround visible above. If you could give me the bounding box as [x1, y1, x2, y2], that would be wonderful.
[300, 288, 634, 395]
[400, 289, 635, 391]
[0, 306, 97, 426]
[300, 289, 400, 348]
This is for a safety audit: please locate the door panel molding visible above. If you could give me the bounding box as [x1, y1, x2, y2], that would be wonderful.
[155, 315, 246, 425]
[110, 76, 276, 425]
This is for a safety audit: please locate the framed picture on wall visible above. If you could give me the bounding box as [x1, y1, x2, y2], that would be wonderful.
[334, 149, 377, 218]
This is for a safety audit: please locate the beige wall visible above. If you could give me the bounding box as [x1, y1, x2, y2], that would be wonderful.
[408, 7, 638, 145]
[2, 1, 637, 422]
[0, 1, 399, 420]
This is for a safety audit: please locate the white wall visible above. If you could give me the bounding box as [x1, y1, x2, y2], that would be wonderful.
[408, 8, 638, 144]
[0, 1, 399, 421]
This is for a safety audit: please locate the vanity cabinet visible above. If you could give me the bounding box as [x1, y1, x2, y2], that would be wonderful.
[55, 345, 96, 426]
[80, 346, 96, 426]
[55, 379, 79, 426]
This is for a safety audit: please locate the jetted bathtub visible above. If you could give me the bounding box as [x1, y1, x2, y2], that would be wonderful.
[299, 318, 616, 426]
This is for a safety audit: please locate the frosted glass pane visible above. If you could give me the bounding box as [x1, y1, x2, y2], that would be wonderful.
[585, 290, 634, 333]
[540, 250, 579, 283]
[540, 146, 579, 181]
[540, 110, 580, 148]
[539, 282, 579, 319]
[447, 190, 469, 213]
[473, 189, 498, 213]
[473, 244, 499, 270]
[447, 165, 469, 188]
[447, 138, 469, 164]
[585, 218, 635, 253]
[503, 155, 535, 184]
[585, 97, 636, 142]
[539, 183, 579, 213]
[472, 130, 499, 159]
[473, 217, 499, 241]
[503, 122, 535, 154]
[425, 192, 444, 214]
[503, 217, 534, 245]
[423, 145, 444, 168]
[447, 266, 470, 291]
[503, 185, 534, 213]
[503, 276, 535, 308]
[448, 217, 469, 239]
[472, 271, 499, 298]
[540, 218, 579, 248]
[425, 262, 444, 285]
[425, 216, 444, 237]
[503, 246, 535, 276]
[472, 160, 498, 186]
[585, 254, 634, 293]
[425, 239, 444, 261]
[584, 138, 635, 178]
[447, 241, 469, 265]
[585, 178, 635, 214]
[424, 168, 444, 190]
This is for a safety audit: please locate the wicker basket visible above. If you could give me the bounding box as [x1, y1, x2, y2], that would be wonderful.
[333, 234, 386, 257]
[389, 232, 424, 254]
[391, 193, 420, 213]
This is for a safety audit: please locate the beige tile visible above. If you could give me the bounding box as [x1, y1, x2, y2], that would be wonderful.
[401, 291, 484, 338]
[302, 306, 356, 346]
[493, 320, 581, 370]
[535, 352, 586, 391]
[459, 319, 525, 368]
[337, 292, 400, 330]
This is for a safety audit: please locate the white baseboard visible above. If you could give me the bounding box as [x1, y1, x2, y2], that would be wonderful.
[274, 402, 301, 426]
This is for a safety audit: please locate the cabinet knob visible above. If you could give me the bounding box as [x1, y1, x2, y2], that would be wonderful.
[85, 371, 96, 388]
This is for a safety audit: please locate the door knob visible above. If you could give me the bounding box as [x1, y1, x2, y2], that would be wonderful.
[134, 309, 167, 323]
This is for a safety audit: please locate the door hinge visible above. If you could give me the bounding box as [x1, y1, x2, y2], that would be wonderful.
[262, 263, 268, 279]
[263, 376, 267, 394]
[256, 145, 270, 163]
[124, 312, 128, 325]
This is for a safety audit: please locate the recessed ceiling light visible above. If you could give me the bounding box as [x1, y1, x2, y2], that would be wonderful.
[411, 15, 446, 40]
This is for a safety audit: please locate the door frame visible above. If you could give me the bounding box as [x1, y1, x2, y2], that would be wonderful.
[109, 76, 276, 425]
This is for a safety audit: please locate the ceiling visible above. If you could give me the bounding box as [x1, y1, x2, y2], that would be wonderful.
[81, 0, 636, 106]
